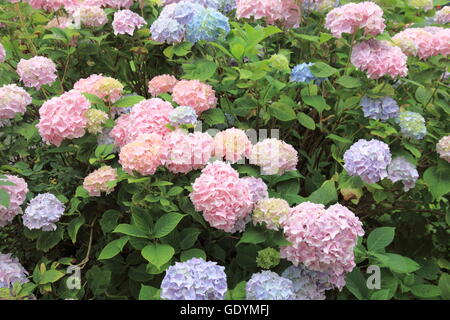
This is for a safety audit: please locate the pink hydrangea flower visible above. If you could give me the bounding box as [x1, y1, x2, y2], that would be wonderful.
[73, 74, 124, 103]
[45, 15, 74, 29]
[325, 2, 385, 38]
[104, 0, 134, 8]
[172, 80, 217, 115]
[83, 166, 118, 196]
[190, 161, 254, 233]
[109, 113, 131, 147]
[351, 39, 408, 79]
[0, 84, 32, 120]
[213, 128, 252, 163]
[280, 202, 364, 289]
[37, 90, 90, 146]
[436, 135, 450, 163]
[0, 43, 5, 62]
[74, 6, 108, 27]
[249, 138, 298, 175]
[16, 56, 57, 90]
[119, 133, 168, 176]
[148, 74, 178, 97]
[0, 175, 28, 227]
[236, 0, 301, 28]
[112, 9, 146, 36]
[25, 0, 78, 11]
[165, 129, 214, 174]
[435, 7, 450, 24]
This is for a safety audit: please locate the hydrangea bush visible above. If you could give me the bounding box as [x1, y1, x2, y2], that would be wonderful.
[0, 0, 448, 301]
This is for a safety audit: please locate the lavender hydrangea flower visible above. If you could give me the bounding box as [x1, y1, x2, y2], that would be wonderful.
[169, 106, 198, 127]
[397, 111, 427, 140]
[387, 157, 419, 191]
[161, 1, 204, 25]
[23, 193, 65, 231]
[0, 253, 28, 289]
[246, 271, 295, 300]
[185, 8, 230, 43]
[241, 176, 269, 203]
[290, 62, 326, 84]
[150, 17, 186, 43]
[282, 265, 336, 300]
[343, 139, 392, 184]
[161, 258, 227, 300]
[360, 96, 399, 121]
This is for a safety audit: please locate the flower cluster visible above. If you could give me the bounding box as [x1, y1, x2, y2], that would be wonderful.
[185, 7, 230, 43]
[23, 193, 65, 231]
[246, 271, 295, 300]
[397, 111, 427, 140]
[343, 139, 392, 184]
[325, 2, 385, 38]
[252, 198, 290, 230]
[0, 175, 28, 227]
[25, 0, 77, 11]
[236, 0, 301, 28]
[0, 253, 28, 289]
[169, 106, 198, 127]
[119, 133, 168, 175]
[290, 62, 326, 84]
[269, 54, 290, 73]
[103, 0, 134, 9]
[281, 202, 364, 289]
[387, 157, 419, 191]
[85, 108, 109, 134]
[436, 136, 450, 163]
[172, 80, 217, 115]
[73, 74, 124, 103]
[165, 130, 214, 173]
[37, 90, 90, 146]
[190, 161, 254, 232]
[148, 74, 178, 97]
[83, 166, 118, 196]
[213, 128, 252, 163]
[161, 258, 227, 300]
[16, 56, 57, 89]
[112, 9, 146, 36]
[73, 5, 108, 27]
[249, 138, 298, 175]
[0, 84, 32, 120]
[351, 39, 408, 79]
[435, 7, 450, 24]
[0, 43, 5, 62]
[282, 265, 335, 300]
[360, 96, 399, 121]
[241, 177, 268, 203]
[256, 248, 281, 269]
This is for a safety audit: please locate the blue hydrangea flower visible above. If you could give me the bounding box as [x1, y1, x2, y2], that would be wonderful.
[282, 265, 335, 300]
[185, 8, 230, 43]
[150, 17, 186, 44]
[360, 96, 399, 121]
[343, 139, 392, 184]
[387, 156, 419, 191]
[397, 111, 427, 140]
[246, 271, 295, 300]
[161, 258, 227, 300]
[169, 106, 198, 127]
[290, 62, 326, 84]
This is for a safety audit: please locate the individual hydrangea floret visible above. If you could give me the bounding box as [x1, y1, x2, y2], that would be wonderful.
[436, 135, 450, 163]
[246, 271, 295, 300]
[213, 128, 252, 163]
[23, 193, 65, 231]
[169, 106, 198, 127]
[74, 74, 124, 103]
[148, 74, 178, 97]
[172, 80, 217, 115]
[185, 7, 230, 43]
[281, 202, 364, 289]
[112, 9, 146, 36]
[0, 84, 32, 120]
[83, 166, 118, 196]
[397, 111, 427, 140]
[189, 161, 253, 232]
[282, 264, 336, 300]
[85, 108, 109, 134]
[256, 248, 281, 269]
[37, 90, 90, 146]
[290, 62, 326, 84]
[161, 258, 227, 300]
[253, 198, 290, 230]
[249, 138, 298, 175]
[0, 175, 28, 227]
[240, 176, 268, 204]
[0, 253, 29, 289]
[360, 96, 399, 121]
[387, 157, 419, 192]
[343, 139, 392, 184]
[351, 39, 408, 79]
[16, 56, 57, 90]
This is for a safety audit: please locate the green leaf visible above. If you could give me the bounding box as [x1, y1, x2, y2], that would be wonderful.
[307, 180, 337, 205]
[302, 95, 327, 113]
[337, 76, 362, 88]
[237, 229, 266, 246]
[326, 134, 352, 144]
[153, 213, 184, 238]
[423, 166, 450, 200]
[0, 189, 10, 208]
[370, 289, 391, 300]
[374, 253, 420, 274]
[367, 227, 395, 253]
[179, 228, 201, 250]
[202, 108, 225, 126]
[310, 62, 339, 77]
[113, 224, 150, 239]
[98, 237, 129, 260]
[138, 285, 160, 300]
[39, 270, 65, 284]
[75, 186, 89, 198]
[182, 59, 217, 81]
[141, 243, 175, 268]
[345, 268, 369, 300]
[180, 248, 207, 261]
[112, 95, 145, 108]
[100, 210, 121, 234]
[230, 281, 247, 300]
[411, 284, 441, 298]
[37, 227, 64, 252]
[415, 87, 432, 105]
[269, 102, 296, 121]
[297, 112, 316, 130]
[67, 216, 85, 244]
[438, 273, 450, 300]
